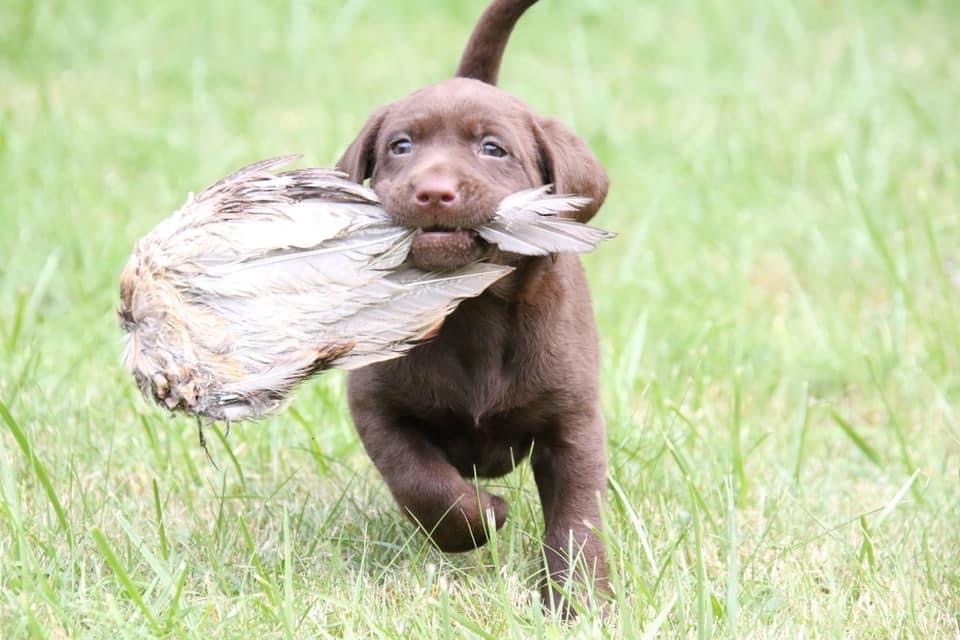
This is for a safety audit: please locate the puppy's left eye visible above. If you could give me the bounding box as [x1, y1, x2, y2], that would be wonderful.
[480, 141, 508, 158]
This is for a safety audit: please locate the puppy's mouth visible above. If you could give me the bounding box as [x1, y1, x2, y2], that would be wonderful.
[418, 226, 478, 240]
[410, 227, 486, 271]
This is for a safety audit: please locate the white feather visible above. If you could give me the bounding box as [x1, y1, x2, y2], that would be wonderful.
[482, 186, 615, 254]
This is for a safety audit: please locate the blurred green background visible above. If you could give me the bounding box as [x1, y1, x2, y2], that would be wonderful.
[1, 0, 959, 637]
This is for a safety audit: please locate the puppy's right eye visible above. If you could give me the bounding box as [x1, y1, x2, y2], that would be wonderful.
[389, 138, 413, 155]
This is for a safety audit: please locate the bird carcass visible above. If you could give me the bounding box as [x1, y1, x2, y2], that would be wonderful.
[119, 155, 614, 424]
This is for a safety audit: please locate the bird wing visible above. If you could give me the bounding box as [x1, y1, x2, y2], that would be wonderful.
[178, 262, 511, 419]
[329, 263, 514, 369]
[145, 157, 387, 271]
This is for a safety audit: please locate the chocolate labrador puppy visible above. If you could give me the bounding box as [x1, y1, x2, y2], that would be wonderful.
[337, 0, 610, 608]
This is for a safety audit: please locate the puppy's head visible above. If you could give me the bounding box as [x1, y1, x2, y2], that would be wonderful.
[337, 78, 607, 271]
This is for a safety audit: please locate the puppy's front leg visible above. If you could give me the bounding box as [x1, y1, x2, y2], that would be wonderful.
[349, 392, 508, 552]
[532, 409, 609, 612]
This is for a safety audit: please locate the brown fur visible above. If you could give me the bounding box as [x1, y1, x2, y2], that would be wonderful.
[336, 0, 610, 610]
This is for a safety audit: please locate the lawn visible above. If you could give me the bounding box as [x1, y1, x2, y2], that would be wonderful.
[1, 0, 959, 637]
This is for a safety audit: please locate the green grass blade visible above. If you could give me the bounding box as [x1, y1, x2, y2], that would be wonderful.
[724, 477, 739, 638]
[5, 290, 27, 353]
[641, 594, 677, 640]
[281, 507, 295, 640]
[874, 469, 920, 528]
[0, 397, 71, 539]
[210, 424, 247, 491]
[91, 528, 161, 635]
[858, 516, 876, 571]
[830, 410, 883, 468]
[690, 485, 712, 640]
[730, 372, 746, 503]
[791, 382, 810, 486]
[151, 479, 169, 562]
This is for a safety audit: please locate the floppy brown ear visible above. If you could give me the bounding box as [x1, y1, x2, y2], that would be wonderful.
[534, 117, 609, 222]
[335, 106, 389, 184]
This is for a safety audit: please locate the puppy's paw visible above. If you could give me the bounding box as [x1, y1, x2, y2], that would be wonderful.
[539, 556, 611, 620]
[422, 489, 508, 553]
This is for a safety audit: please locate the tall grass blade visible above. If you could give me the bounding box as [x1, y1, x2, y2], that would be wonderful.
[874, 469, 919, 528]
[151, 479, 169, 561]
[282, 507, 295, 640]
[690, 485, 712, 640]
[641, 594, 677, 640]
[791, 382, 810, 486]
[830, 410, 883, 468]
[92, 528, 161, 634]
[730, 372, 746, 502]
[0, 398, 71, 539]
[725, 477, 739, 637]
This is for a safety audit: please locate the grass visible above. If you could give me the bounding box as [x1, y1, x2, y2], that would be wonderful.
[1, 0, 959, 636]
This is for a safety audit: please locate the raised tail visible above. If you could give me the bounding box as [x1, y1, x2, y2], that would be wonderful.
[455, 0, 539, 85]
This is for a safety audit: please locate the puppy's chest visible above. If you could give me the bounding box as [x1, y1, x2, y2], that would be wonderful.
[405, 336, 519, 421]
[395, 300, 543, 425]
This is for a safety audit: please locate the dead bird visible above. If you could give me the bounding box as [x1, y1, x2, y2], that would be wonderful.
[118, 155, 613, 424]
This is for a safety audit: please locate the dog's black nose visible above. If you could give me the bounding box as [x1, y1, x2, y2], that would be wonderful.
[414, 174, 459, 208]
